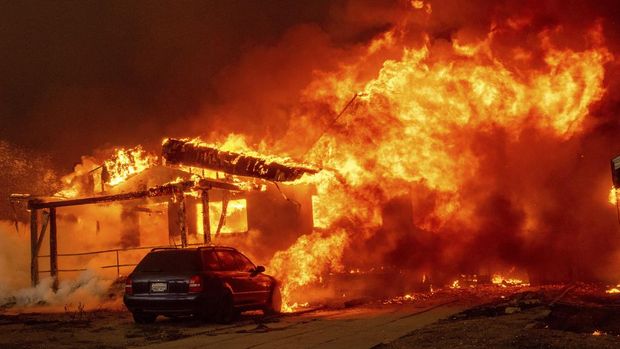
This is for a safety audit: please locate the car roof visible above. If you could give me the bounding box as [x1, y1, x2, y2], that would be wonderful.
[149, 245, 239, 253]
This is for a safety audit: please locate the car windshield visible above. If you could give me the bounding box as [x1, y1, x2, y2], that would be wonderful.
[135, 250, 200, 272]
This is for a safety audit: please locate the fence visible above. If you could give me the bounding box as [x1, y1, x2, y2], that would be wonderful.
[37, 242, 207, 278]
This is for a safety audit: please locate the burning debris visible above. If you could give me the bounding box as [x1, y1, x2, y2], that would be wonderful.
[162, 138, 318, 182]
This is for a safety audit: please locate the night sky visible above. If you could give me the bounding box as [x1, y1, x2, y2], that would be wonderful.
[0, 0, 390, 171]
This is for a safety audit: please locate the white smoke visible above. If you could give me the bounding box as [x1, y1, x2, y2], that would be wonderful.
[0, 221, 122, 312]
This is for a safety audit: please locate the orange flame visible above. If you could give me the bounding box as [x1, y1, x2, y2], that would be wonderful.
[104, 146, 157, 186]
[268, 230, 348, 312]
[609, 187, 617, 205]
[606, 285, 620, 294]
[297, 21, 611, 232]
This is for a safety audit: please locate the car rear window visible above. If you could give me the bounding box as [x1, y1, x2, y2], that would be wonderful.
[135, 250, 200, 272]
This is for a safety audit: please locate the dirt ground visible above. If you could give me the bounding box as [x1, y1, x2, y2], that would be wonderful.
[377, 306, 620, 349]
[379, 284, 620, 349]
[1, 285, 619, 348]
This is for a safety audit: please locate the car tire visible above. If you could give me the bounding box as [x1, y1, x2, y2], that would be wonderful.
[215, 291, 235, 324]
[264, 285, 282, 315]
[132, 311, 157, 324]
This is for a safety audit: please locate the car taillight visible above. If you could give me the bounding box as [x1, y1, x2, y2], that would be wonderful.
[125, 278, 133, 295]
[189, 275, 203, 293]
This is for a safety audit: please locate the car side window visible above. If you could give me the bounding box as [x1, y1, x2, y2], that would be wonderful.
[232, 252, 255, 272]
[215, 251, 238, 271]
[202, 250, 220, 271]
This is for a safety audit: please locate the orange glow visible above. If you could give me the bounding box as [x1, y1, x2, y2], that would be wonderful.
[298, 21, 611, 234]
[104, 146, 157, 186]
[605, 285, 620, 294]
[268, 230, 348, 312]
[492, 274, 528, 287]
[40, 11, 615, 312]
[196, 199, 248, 236]
[172, 134, 318, 172]
[609, 187, 617, 205]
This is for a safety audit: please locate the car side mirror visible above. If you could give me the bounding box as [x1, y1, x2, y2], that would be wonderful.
[251, 265, 265, 276]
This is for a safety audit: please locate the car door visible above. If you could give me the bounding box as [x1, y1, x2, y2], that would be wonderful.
[231, 251, 272, 304]
[215, 250, 254, 305]
[200, 249, 224, 298]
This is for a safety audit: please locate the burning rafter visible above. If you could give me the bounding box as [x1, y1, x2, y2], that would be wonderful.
[162, 138, 319, 182]
[10, 178, 241, 210]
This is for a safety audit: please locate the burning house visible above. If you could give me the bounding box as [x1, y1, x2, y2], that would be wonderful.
[9, 139, 319, 294]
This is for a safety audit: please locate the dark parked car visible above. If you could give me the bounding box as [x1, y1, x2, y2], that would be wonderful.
[123, 246, 281, 324]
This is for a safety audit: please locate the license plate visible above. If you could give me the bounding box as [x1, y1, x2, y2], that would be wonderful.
[150, 282, 167, 293]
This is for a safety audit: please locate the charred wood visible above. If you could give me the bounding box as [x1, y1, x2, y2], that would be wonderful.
[162, 138, 318, 182]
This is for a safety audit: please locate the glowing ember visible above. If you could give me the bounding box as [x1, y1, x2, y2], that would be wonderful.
[492, 275, 528, 287]
[605, 285, 620, 294]
[383, 293, 416, 305]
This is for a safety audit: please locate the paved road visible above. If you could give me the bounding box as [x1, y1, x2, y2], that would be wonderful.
[143, 299, 466, 349]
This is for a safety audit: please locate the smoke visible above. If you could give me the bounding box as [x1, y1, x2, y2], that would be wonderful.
[0, 221, 121, 312]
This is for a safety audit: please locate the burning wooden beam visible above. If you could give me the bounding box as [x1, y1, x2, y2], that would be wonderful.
[10, 179, 241, 210]
[162, 138, 318, 182]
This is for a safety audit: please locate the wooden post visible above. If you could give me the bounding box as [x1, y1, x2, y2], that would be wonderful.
[49, 207, 58, 290]
[30, 209, 39, 287]
[201, 190, 211, 244]
[116, 250, 120, 278]
[177, 192, 187, 248]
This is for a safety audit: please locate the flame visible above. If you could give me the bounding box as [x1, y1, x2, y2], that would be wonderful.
[268, 230, 348, 312]
[42, 11, 615, 311]
[383, 293, 416, 304]
[195, 199, 248, 235]
[54, 146, 157, 198]
[605, 285, 620, 294]
[172, 134, 317, 171]
[104, 146, 157, 186]
[609, 187, 617, 205]
[410, 1, 423, 9]
[259, 19, 612, 307]
[492, 274, 528, 287]
[294, 22, 612, 237]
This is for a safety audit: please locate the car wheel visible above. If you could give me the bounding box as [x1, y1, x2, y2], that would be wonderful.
[264, 285, 282, 315]
[132, 311, 157, 324]
[215, 291, 235, 324]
